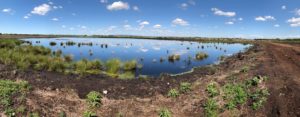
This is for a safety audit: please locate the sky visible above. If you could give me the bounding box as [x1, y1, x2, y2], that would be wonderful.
[0, 0, 300, 38]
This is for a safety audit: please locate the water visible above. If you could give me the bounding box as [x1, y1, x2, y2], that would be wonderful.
[22, 38, 251, 76]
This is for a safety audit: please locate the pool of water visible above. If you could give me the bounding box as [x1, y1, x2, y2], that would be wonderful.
[22, 38, 251, 76]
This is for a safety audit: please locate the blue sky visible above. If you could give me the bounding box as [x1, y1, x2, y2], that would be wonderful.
[1, 0, 300, 38]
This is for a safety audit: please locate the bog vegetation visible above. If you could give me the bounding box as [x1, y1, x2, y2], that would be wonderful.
[0, 39, 141, 79]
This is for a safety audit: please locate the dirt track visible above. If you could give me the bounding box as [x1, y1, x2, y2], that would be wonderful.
[0, 41, 299, 116]
[254, 42, 300, 117]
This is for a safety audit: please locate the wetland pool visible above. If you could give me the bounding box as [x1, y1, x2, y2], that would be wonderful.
[23, 38, 251, 77]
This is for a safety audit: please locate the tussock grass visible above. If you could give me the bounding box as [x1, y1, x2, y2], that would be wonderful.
[195, 52, 208, 60]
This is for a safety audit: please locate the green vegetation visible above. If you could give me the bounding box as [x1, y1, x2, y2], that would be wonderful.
[158, 108, 172, 117]
[105, 59, 121, 75]
[222, 84, 247, 110]
[83, 110, 97, 117]
[203, 75, 270, 116]
[206, 82, 219, 97]
[123, 60, 138, 71]
[204, 98, 218, 117]
[0, 39, 142, 79]
[168, 54, 180, 62]
[179, 82, 192, 93]
[249, 89, 269, 110]
[195, 52, 209, 60]
[86, 91, 102, 108]
[0, 79, 30, 116]
[167, 89, 180, 98]
[240, 66, 249, 73]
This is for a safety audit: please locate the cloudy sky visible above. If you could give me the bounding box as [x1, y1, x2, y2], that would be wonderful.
[1, 0, 300, 38]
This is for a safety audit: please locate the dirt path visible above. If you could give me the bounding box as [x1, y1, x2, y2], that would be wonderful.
[255, 42, 300, 117]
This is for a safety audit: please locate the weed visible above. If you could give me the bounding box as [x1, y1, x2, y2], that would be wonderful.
[86, 91, 102, 108]
[179, 82, 192, 93]
[83, 110, 96, 117]
[222, 84, 247, 110]
[204, 98, 218, 117]
[240, 66, 249, 73]
[167, 89, 179, 98]
[158, 108, 171, 117]
[250, 89, 269, 110]
[206, 82, 219, 97]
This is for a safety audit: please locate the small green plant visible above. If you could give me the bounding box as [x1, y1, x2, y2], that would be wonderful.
[179, 82, 192, 93]
[83, 110, 96, 117]
[204, 98, 218, 117]
[240, 66, 249, 73]
[158, 108, 171, 117]
[29, 112, 39, 117]
[167, 89, 179, 98]
[86, 91, 102, 108]
[250, 89, 269, 110]
[206, 82, 219, 97]
[246, 76, 261, 87]
[222, 84, 247, 110]
[119, 71, 135, 79]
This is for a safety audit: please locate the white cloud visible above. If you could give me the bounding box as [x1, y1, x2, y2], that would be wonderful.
[123, 24, 131, 30]
[287, 17, 300, 27]
[133, 6, 139, 11]
[51, 18, 59, 21]
[31, 4, 51, 15]
[296, 9, 300, 16]
[153, 24, 162, 28]
[140, 21, 149, 25]
[255, 16, 276, 21]
[172, 18, 189, 26]
[2, 8, 14, 15]
[107, 26, 117, 31]
[2, 8, 12, 13]
[62, 25, 66, 28]
[282, 5, 286, 10]
[180, 3, 188, 9]
[24, 16, 29, 19]
[81, 26, 87, 29]
[274, 24, 280, 27]
[225, 21, 234, 25]
[211, 8, 236, 17]
[107, 1, 129, 11]
[100, 0, 108, 3]
[139, 21, 150, 29]
[238, 18, 243, 21]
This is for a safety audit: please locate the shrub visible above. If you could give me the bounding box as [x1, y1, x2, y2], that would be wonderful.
[204, 98, 218, 117]
[105, 59, 121, 74]
[64, 55, 73, 62]
[179, 82, 192, 93]
[195, 52, 208, 60]
[123, 60, 138, 71]
[167, 89, 179, 98]
[246, 76, 261, 87]
[158, 108, 171, 117]
[206, 82, 219, 97]
[86, 91, 102, 108]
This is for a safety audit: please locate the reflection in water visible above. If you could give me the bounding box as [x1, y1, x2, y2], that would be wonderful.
[23, 38, 251, 76]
